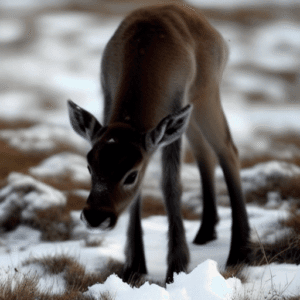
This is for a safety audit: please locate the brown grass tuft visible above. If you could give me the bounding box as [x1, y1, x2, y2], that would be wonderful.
[0, 276, 39, 300]
[240, 154, 276, 169]
[0, 140, 46, 182]
[271, 131, 300, 150]
[23, 255, 76, 275]
[251, 234, 300, 266]
[281, 206, 300, 235]
[33, 170, 91, 192]
[241, 130, 300, 170]
[0, 120, 36, 131]
[31, 206, 73, 241]
[27, 192, 86, 241]
[20, 255, 123, 298]
[141, 195, 166, 219]
[65, 192, 86, 213]
[141, 194, 199, 220]
[244, 175, 300, 205]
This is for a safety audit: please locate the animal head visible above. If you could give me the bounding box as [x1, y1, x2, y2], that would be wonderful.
[67, 100, 192, 230]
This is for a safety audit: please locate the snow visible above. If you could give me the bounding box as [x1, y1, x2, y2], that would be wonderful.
[84, 260, 238, 300]
[0, 124, 86, 152]
[0, 201, 295, 299]
[0, 173, 66, 226]
[0, 19, 25, 43]
[1, 0, 300, 299]
[30, 152, 90, 184]
[241, 160, 300, 192]
[242, 264, 300, 299]
[251, 21, 300, 72]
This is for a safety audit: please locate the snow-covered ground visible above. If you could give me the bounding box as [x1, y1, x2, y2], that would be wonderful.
[1, 0, 300, 299]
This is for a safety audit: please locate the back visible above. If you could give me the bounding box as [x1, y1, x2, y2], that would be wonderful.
[100, 4, 226, 131]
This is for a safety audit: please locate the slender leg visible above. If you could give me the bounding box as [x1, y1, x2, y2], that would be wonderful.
[186, 120, 219, 244]
[217, 143, 251, 266]
[196, 109, 251, 266]
[190, 87, 251, 266]
[122, 195, 147, 283]
[161, 138, 190, 283]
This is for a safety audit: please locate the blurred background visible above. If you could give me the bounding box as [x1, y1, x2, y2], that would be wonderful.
[1, 0, 300, 168]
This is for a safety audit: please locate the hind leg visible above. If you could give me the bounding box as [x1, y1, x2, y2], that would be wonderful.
[186, 119, 219, 244]
[215, 138, 251, 266]
[193, 101, 251, 266]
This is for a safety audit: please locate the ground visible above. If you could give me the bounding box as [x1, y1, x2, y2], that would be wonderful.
[1, 0, 300, 299]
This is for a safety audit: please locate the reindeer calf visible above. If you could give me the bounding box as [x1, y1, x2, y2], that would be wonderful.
[68, 4, 251, 283]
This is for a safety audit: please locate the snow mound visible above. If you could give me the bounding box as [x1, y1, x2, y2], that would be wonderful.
[84, 260, 241, 300]
[0, 172, 66, 227]
[0, 124, 86, 152]
[30, 152, 90, 184]
[241, 161, 300, 191]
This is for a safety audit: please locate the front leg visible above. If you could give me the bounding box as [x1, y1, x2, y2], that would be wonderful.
[162, 138, 190, 283]
[122, 195, 147, 283]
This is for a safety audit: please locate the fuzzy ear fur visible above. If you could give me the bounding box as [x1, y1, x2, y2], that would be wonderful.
[145, 104, 192, 151]
[67, 100, 102, 144]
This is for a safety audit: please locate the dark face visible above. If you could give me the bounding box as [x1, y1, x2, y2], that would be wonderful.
[81, 126, 148, 230]
[68, 100, 192, 230]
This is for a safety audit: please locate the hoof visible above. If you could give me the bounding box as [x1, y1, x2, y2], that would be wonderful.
[226, 244, 252, 267]
[122, 265, 147, 286]
[193, 229, 217, 245]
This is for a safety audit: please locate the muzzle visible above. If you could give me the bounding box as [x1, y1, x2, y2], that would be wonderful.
[81, 207, 117, 230]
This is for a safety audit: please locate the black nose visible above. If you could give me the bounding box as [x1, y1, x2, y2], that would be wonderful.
[81, 208, 117, 230]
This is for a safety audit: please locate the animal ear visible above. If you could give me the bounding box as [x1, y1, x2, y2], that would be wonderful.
[145, 104, 193, 151]
[67, 100, 102, 144]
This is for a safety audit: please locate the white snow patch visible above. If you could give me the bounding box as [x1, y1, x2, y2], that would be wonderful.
[36, 273, 66, 295]
[84, 260, 239, 300]
[242, 263, 300, 299]
[0, 19, 25, 43]
[0, 226, 41, 252]
[0, 91, 41, 121]
[252, 21, 300, 71]
[241, 160, 300, 191]
[0, 124, 86, 152]
[30, 152, 90, 184]
[0, 172, 66, 225]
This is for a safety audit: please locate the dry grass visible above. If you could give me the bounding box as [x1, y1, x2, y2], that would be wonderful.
[252, 236, 300, 266]
[0, 140, 46, 182]
[249, 203, 300, 266]
[3, 192, 85, 242]
[0, 132, 83, 187]
[241, 130, 300, 169]
[141, 194, 200, 220]
[35, 171, 91, 192]
[31, 206, 72, 241]
[0, 120, 36, 131]
[0, 275, 40, 300]
[10, 255, 125, 299]
[244, 174, 300, 205]
[240, 154, 277, 169]
[251, 224, 300, 266]
[241, 154, 300, 170]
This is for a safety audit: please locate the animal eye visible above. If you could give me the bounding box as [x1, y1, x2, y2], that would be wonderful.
[124, 171, 138, 185]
